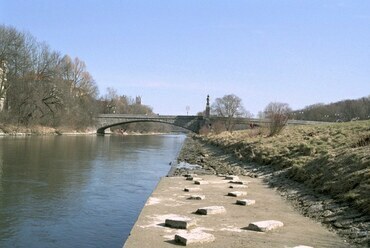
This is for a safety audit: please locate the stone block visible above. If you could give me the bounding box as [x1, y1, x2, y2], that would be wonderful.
[227, 191, 247, 197]
[229, 185, 248, 189]
[194, 180, 208, 185]
[184, 174, 197, 178]
[247, 220, 284, 232]
[188, 195, 205, 200]
[225, 175, 240, 180]
[196, 206, 226, 215]
[186, 177, 202, 181]
[165, 216, 196, 229]
[229, 180, 248, 185]
[236, 199, 256, 206]
[184, 187, 201, 192]
[174, 231, 215, 245]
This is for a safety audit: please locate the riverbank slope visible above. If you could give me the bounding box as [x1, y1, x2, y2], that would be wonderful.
[183, 120, 369, 246]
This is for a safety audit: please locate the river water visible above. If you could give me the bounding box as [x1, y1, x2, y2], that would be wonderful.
[0, 134, 186, 248]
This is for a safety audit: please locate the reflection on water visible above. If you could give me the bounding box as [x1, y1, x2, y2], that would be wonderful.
[0, 134, 185, 248]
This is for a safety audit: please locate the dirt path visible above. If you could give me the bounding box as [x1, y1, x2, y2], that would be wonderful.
[123, 175, 349, 247]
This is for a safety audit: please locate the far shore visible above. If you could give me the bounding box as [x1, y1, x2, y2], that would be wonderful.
[0, 124, 188, 137]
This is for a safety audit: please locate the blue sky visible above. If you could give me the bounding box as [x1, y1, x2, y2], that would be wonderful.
[1, 0, 369, 115]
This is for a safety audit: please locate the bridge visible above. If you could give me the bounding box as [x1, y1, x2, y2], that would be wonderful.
[95, 114, 206, 134]
[95, 114, 323, 134]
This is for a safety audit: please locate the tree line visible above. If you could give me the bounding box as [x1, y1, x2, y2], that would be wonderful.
[0, 25, 99, 128]
[292, 96, 370, 122]
[0, 25, 164, 131]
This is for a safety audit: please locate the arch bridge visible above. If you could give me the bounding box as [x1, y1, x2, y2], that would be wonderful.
[95, 114, 207, 134]
[95, 114, 325, 134]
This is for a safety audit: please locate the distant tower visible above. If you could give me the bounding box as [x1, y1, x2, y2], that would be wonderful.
[205, 95, 210, 118]
[135, 96, 142, 105]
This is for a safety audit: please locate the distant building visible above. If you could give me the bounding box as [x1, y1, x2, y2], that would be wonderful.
[135, 96, 142, 105]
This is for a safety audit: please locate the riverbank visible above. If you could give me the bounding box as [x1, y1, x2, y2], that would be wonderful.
[0, 124, 98, 136]
[171, 123, 369, 247]
[123, 136, 354, 247]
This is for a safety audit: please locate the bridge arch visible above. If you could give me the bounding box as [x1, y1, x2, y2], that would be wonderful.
[96, 119, 197, 134]
[95, 114, 206, 134]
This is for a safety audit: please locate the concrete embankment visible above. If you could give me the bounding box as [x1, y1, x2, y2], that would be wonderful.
[123, 175, 348, 247]
[123, 137, 359, 247]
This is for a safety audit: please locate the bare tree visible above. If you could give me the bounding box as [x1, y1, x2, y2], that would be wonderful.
[264, 102, 291, 136]
[0, 60, 8, 111]
[211, 94, 246, 131]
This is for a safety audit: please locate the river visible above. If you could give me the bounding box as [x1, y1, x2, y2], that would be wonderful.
[0, 134, 186, 248]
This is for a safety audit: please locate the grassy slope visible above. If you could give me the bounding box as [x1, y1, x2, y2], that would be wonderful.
[200, 120, 370, 215]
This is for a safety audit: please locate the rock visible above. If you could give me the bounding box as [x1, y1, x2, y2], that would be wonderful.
[165, 216, 196, 229]
[188, 195, 205, 200]
[184, 187, 201, 192]
[196, 206, 226, 215]
[229, 185, 248, 189]
[194, 180, 208, 185]
[247, 220, 284, 232]
[236, 199, 255, 206]
[292, 246, 314, 248]
[174, 231, 215, 245]
[227, 191, 247, 197]
[225, 175, 239, 180]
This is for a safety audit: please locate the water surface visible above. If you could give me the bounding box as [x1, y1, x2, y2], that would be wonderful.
[0, 134, 185, 248]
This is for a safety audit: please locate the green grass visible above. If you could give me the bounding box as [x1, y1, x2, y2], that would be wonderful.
[201, 120, 370, 215]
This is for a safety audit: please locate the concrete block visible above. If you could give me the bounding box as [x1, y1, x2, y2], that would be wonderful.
[165, 216, 196, 229]
[229, 185, 248, 189]
[174, 231, 215, 245]
[229, 180, 248, 185]
[188, 195, 205, 200]
[247, 220, 284, 232]
[184, 187, 201, 192]
[225, 175, 240, 181]
[186, 177, 202, 181]
[184, 174, 197, 178]
[227, 191, 247, 197]
[236, 199, 255, 206]
[194, 180, 208, 185]
[196, 206, 226, 215]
